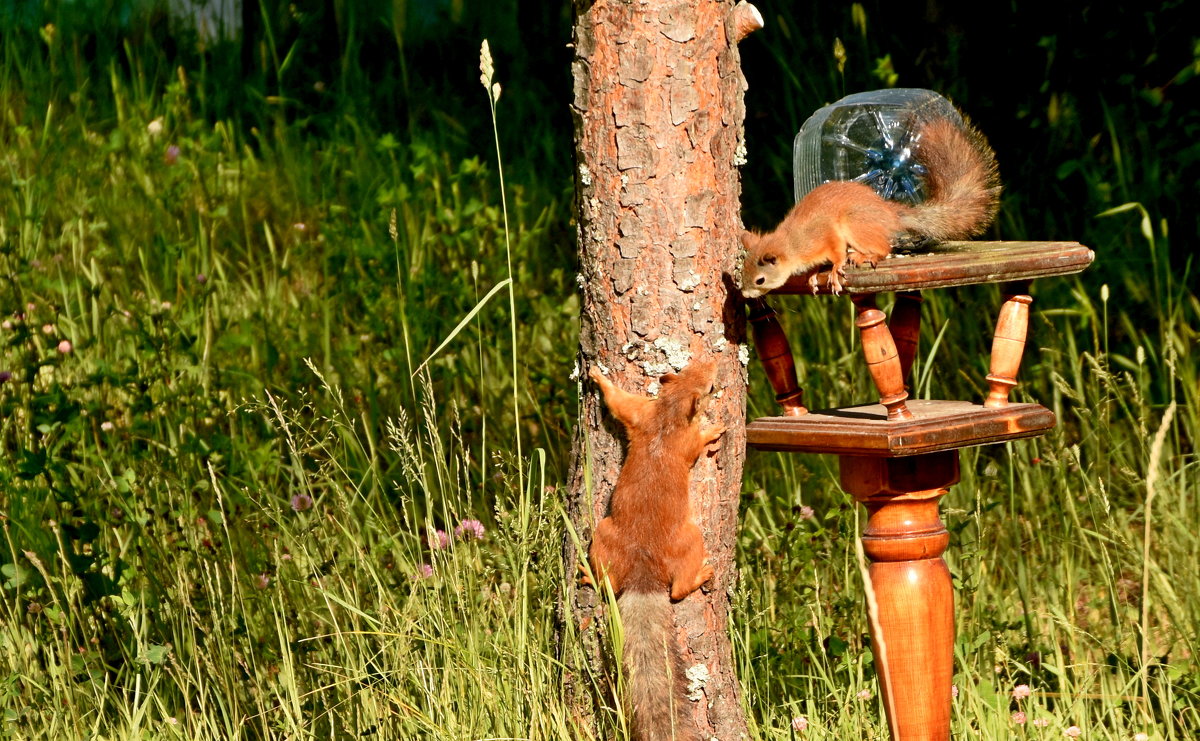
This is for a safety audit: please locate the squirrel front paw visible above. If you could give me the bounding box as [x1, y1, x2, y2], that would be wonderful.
[828, 265, 847, 296]
[700, 424, 726, 452]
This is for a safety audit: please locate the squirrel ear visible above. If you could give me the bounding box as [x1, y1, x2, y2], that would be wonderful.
[739, 231, 757, 250]
[659, 373, 679, 386]
[760, 253, 778, 266]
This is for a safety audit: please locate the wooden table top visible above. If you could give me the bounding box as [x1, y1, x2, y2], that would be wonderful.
[746, 400, 1056, 456]
[772, 241, 1094, 295]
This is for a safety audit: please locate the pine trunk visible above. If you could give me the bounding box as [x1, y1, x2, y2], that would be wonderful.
[562, 1, 755, 738]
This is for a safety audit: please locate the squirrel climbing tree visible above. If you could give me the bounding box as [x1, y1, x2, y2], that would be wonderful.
[562, 1, 763, 737]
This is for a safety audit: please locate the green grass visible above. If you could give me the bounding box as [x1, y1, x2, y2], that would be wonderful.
[1, 2, 1197, 739]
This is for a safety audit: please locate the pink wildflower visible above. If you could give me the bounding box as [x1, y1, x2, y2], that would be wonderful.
[951, 684, 959, 698]
[417, 563, 434, 579]
[101, 421, 114, 432]
[799, 505, 815, 520]
[57, 339, 72, 354]
[254, 573, 270, 589]
[1012, 684, 1032, 700]
[1033, 719, 1050, 728]
[429, 529, 450, 550]
[164, 145, 180, 165]
[1012, 711, 1027, 725]
[856, 689, 872, 700]
[790, 716, 808, 732]
[455, 518, 486, 540]
[1065, 726, 1082, 738]
[1133, 734, 1149, 741]
[290, 493, 313, 512]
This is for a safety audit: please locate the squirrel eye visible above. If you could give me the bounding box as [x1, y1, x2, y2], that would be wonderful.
[755, 276, 765, 285]
[760, 254, 777, 266]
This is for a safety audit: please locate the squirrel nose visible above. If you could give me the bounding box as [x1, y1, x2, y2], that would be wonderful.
[755, 276, 765, 285]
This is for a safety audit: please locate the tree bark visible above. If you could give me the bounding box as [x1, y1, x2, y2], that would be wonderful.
[562, 1, 754, 738]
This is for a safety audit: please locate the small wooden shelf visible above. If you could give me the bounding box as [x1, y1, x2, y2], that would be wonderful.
[774, 240, 1094, 295]
[746, 400, 1055, 457]
[744, 239, 1092, 741]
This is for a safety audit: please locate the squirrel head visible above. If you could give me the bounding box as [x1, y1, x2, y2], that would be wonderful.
[655, 359, 716, 431]
[739, 231, 785, 299]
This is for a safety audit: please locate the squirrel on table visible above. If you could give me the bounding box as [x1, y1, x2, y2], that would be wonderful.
[740, 114, 1001, 297]
[585, 360, 725, 741]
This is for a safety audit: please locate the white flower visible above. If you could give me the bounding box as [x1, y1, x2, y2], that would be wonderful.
[147, 117, 164, 136]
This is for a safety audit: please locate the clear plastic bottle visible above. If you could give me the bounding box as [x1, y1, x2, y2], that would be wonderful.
[792, 88, 962, 205]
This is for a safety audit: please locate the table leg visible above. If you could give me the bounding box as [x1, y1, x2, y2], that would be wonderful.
[840, 452, 959, 741]
[852, 294, 913, 420]
[891, 291, 923, 388]
[985, 281, 1033, 408]
[747, 298, 808, 416]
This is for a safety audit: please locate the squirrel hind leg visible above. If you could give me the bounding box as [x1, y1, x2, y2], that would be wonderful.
[667, 523, 713, 601]
[844, 222, 895, 267]
[836, 199, 900, 267]
[588, 518, 629, 596]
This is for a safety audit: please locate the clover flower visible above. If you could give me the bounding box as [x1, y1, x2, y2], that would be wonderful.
[455, 519, 486, 540]
[429, 529, 450, 550]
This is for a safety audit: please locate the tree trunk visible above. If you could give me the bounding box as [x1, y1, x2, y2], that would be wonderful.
[562, 1, 758, 738]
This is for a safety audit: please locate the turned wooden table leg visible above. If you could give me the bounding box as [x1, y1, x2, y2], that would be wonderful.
[891, 291, 923, 388]
[852, 294, 913, 420]
[985, 281, 1033, 408]
[747, 298, 808, 416]
[840, 452, 959, 741]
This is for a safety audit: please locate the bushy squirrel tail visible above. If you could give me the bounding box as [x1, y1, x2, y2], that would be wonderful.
[618, 591, 699, 741]
[900, 116, 1002, 241]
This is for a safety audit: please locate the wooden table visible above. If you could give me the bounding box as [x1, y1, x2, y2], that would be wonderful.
[746, 241, 1094, 740]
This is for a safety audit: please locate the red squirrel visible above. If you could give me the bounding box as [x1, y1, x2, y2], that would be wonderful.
[740, 115, 1001, 297]
[585, 360, 725, 741]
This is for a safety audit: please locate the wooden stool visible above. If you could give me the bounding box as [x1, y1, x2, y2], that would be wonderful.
[746, 241, 1094, 740]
